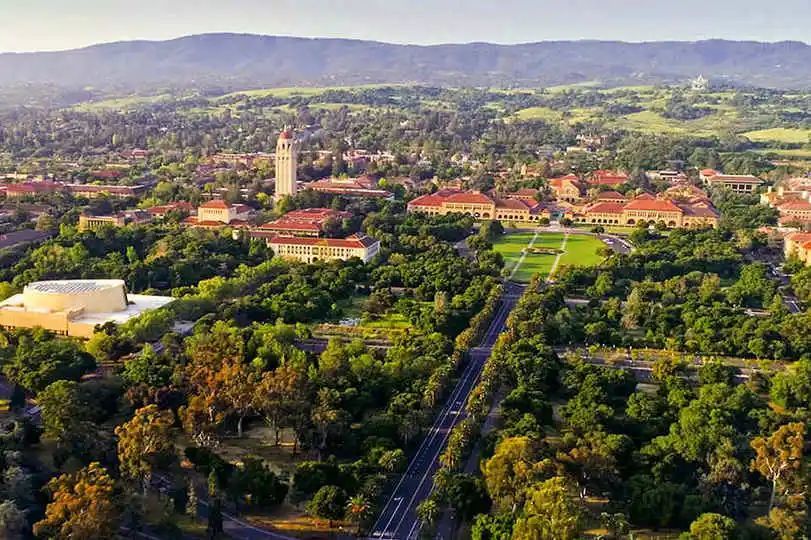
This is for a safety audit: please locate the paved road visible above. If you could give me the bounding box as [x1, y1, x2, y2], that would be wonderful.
[369, 282, 525, 540]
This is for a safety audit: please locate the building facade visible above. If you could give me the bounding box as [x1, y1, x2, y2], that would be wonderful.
[267, 233, 380, 263]
[785, 232, 811, 265]
[575, 193, 719, 228]
[275, 128, 299, 198]
[704, 174, 764, 194]
[79, 210, 153, 231]
[407, 190, 549, 223]
[183, 200, 254, 228]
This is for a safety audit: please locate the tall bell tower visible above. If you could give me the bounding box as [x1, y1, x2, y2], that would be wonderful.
[275, 127, 299, 199]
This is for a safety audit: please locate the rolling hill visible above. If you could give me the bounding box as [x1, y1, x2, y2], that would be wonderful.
[1, 34, 810, 91]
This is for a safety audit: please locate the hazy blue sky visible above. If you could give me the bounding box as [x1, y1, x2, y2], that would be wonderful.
[0, 0, 809, 52]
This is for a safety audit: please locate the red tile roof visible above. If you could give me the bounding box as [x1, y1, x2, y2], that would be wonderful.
[590, 170, 629, 186]
[786, 232, 811, 243]
[200, 199, 230, 209]
[778, 200, 811, 211]
[495, 198, 530, 210]
[585, 202, 625, 214]
[444, 191, 494, 205]
[596, 191, 627, 200]
[269, 233, 378, 249]
[624, 197, 682, 213]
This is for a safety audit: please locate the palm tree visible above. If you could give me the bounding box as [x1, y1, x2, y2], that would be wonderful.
[346, 495, 371, 529]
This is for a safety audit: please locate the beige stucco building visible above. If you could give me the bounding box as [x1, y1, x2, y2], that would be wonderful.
[267, 234, 380, 264]
[275, 128, 299, 198]
[0, 279, 174, 338]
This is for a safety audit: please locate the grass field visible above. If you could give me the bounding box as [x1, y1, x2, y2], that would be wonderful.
[742, 127, 811, 143]
[493, 231, 605, 283]
[512, 106, 563, 122]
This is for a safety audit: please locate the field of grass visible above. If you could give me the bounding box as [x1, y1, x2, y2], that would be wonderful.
[742, 127, 811, 143]
[557, 234, 605, 268]
[493, 232, 604, 283]
[71, 93, 173, 111]
[512, 106, 563, 122]
[219, 83, 402, 100]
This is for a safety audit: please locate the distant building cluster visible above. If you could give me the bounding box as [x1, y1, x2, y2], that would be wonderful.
[408, 170, 720, 229]
[760, 176, 811, 226]
[1, 181, 149, 199]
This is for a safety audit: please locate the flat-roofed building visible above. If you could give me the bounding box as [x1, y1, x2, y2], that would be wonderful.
[79, 210, 153, 231]
[306, 176, 391, 199]
[66, 183, 148, 199]
[266, 233, 380, 263]
[0, 279, 174, 338]
[705, 174, 764, 194]
[183, 200, 254, 228]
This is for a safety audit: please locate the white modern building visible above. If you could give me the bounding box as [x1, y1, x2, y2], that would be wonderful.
[0, 280, 174, 338]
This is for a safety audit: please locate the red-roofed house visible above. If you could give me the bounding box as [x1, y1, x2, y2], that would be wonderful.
[595, 191, 628, 203]
[254, 208, 352, 238]
[408, 190, 549, 223]
[4, 181, 64, 198]
[776, 200, 811, 223]
[147, 201, 196, 217]
[576, 194, 718, 228]
[589, 170, 629, 187]
[266, 233, 380, 263]
[785, 232, 811, 265]
[547, 174, 584, 203]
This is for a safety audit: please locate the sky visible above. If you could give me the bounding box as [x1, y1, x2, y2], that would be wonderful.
[0, 0, 809, 53]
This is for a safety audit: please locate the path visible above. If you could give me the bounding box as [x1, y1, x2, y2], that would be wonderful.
[507, 228, 541, 281]
[369, 282, 525, 540]
[546, 232, 570, 279]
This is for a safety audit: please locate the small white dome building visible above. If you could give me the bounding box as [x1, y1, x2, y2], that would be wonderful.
[0, 279, 174, 338]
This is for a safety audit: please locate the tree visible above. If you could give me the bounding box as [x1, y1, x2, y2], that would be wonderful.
[38, 380, 84, 440]
[217, 361, 258, 437]
[346, 495, 371, 526]
[482, 436, 542, 512]
[254, 364, 311, 447]
[306, 485, 347, 525]
[750, 422, 805, 512]
[0, 500, 25, 539]
[115, 405, 174, 494]
[687, 513, 736, 540]
[416, 497, 440, 529]
[511, 477, 581, 540]
[33, 463, 121, 539]
[3, 338, 95, 393]
[311, 389, 348, 460]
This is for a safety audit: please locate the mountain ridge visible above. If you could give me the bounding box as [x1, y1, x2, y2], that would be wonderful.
[1, 33, 810, 90]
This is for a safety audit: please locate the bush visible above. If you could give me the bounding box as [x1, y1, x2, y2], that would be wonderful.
[306, 485, 348, 522]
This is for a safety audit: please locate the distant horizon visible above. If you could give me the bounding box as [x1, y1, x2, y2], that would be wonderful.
[2, 0, 810, 54]
[1, 31, 809, 55]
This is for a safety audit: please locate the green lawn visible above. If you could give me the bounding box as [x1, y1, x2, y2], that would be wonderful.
[512, 106, 563, 122]
[742, 127, 811, 143]
[493, 232, 605, 283]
